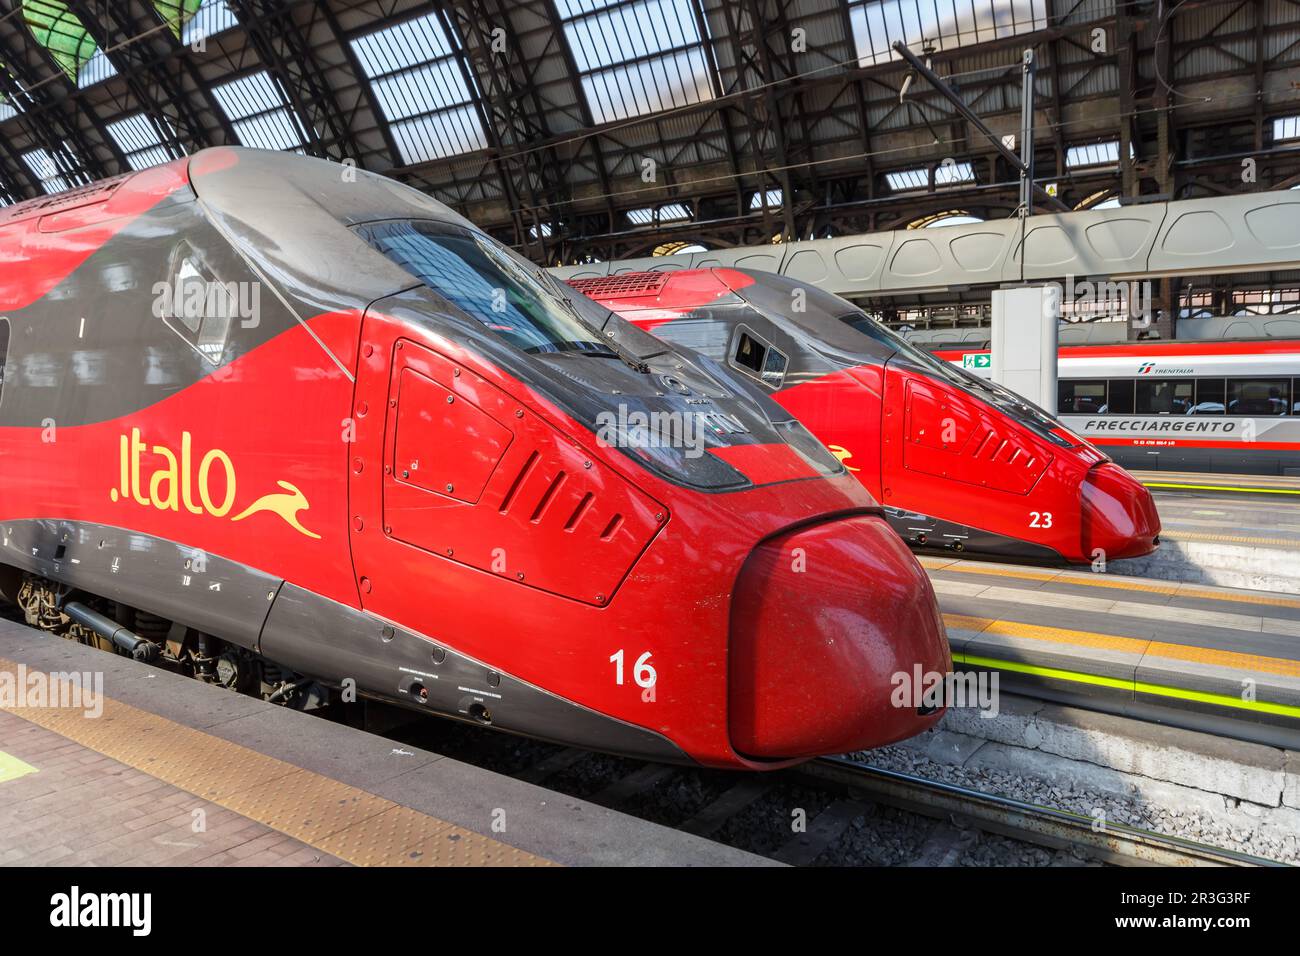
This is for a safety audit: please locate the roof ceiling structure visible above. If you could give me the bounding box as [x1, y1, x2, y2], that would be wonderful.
[0, 0, 1298, 270]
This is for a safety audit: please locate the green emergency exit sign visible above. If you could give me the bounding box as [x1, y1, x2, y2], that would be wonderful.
[962, 353, 991, 370]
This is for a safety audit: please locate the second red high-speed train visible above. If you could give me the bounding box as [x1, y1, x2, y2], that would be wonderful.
[0, 148, 949, 770]
[572, 268, 1160, 564]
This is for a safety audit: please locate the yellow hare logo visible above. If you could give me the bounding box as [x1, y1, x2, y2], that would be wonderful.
[111, 428, 321, 539]
[827, 444, 860, 473]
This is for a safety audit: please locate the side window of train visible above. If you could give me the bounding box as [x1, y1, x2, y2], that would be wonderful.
[1136, 378, 1194, 415]
[1058, 379, 1106, 414]
[1192, 378, 1225, 415]
[730, 327, 787, 389]
[1106, 380, 1136, 414]
[0, 318, 8, 407]
[1227, 377, 1291, 416]
[154, 242, 235, 365]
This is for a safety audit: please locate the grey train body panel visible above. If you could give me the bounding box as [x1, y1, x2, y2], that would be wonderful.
[0, 518, 281, 650]
[260, 582, 692, 763]
[1, 515, 691, 762]
[0, 191, 302, 429]
[882, 507, 1064, 562]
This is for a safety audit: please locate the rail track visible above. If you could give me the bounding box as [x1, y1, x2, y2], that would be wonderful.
[799, 756, 1281, 868]
[387, 717, 1286, 866]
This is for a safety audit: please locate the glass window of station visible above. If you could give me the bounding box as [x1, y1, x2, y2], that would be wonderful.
[1059, 377, 1298, 416]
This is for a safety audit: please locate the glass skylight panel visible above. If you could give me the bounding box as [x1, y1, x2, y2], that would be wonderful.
[212, 72, 308, 151]
[78, 48, 117, 87]
[923, 213, 983, 228]
[849, 0, 1048, 67]
[23, 0, 118, 88]
[0, 96, 16, 123]
[106, 114, 177, 171]
[557, 0, 716, 124]
[153, 0, 240, 45]
[351, 12, 487, 164]
[885, 167, 929, 191]
[750, 189, 782, 209]
[21, 145, 88, 194]
[1274, 116, 1300, 142]
[627, 203, 691, 225]
[934, 161, 975, 185]
[1065, 140, 1120, 168]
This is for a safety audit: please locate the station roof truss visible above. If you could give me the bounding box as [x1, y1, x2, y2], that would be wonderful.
[0, 0, 1296, 273]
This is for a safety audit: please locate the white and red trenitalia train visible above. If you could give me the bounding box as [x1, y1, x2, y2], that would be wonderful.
[935, 340, 1300, 475]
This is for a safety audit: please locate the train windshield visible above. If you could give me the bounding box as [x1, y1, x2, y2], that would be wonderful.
[838, 311, 978, 387]
[357, 220, 608, 356]
[810, 294, 1074, 446]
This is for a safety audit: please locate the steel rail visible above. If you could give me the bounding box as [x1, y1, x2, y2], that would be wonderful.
[801, 756, 1285, 867]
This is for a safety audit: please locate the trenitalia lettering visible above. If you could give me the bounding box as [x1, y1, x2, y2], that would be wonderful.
[1082, 420, 1237, 433]
[110, 428, 321, 539]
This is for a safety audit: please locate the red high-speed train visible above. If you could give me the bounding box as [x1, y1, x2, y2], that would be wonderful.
[573, 268, 1160, 564]
[0, 148, 949, 769]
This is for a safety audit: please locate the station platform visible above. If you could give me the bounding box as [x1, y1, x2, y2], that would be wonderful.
[1110, 471, 1300, 592]
[0, 620, 766, 867]
[922, 555, 1300, 750]
[1132, 470, 1300, 499]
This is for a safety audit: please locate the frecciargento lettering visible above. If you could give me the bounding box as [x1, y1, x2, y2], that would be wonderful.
[111, 428, 321, 539]
[1082, 419, 1238, 433]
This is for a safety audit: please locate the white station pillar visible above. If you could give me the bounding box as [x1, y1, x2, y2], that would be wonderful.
[990, 286, 1059, 415]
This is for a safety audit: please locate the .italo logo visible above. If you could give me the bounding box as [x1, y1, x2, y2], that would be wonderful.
[50, 886, 152, 936]
[110, 427, 320, 539]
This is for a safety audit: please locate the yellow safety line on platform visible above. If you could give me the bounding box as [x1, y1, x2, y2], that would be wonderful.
[920, 557, 1300, 610]
[0, 658, 553, 867]
[0, 750, 38, 784]
[1161, 530, 1300, 548]
[951, 613, 1300, 681]
[944, 614, 1147, 655]
[945, 613, 1300, 679]
[952, 653, 1300, 719]
[1143, 481, 1300, 497]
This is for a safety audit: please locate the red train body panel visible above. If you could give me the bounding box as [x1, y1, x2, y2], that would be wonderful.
[0, 149, 949, 769]
[573, 268, 1160, 564]
[937, 341, 1300, 476]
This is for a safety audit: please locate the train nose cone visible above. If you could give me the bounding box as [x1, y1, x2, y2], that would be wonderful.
[1081, 463, 1162, 561]
[728, 514, 951, 760]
